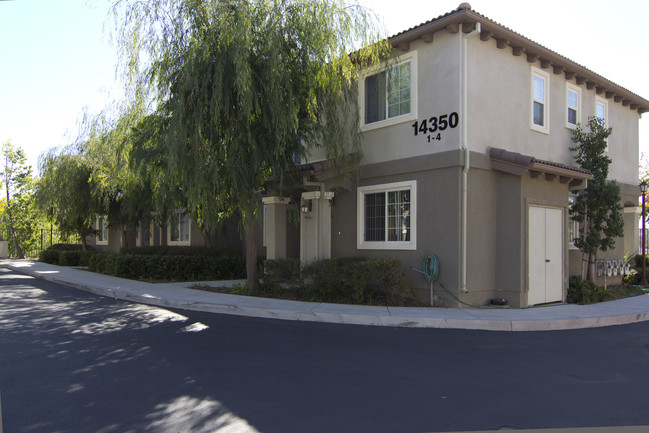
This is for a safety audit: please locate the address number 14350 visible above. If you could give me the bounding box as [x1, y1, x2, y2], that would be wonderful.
[412, 112, 459, 136]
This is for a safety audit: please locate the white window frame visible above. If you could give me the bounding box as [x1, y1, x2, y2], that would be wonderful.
[359, 51, 417, 132]
[357, 180, 417, 250]
[96, 215, 109, 246]
[168, 211, 191, 246]
[531, 67, 550, 134]
[565, 83, 581, 129]
[596, 96, 608, 125]
[596, 96, 609, 151]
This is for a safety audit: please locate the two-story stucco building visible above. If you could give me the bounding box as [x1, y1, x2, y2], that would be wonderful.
[262, 3, 649, 307]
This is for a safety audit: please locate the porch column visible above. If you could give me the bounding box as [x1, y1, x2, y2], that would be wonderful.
[300, 190, 334, 263]
[262, 196, 291, 260]
[624, 206, 641, 256]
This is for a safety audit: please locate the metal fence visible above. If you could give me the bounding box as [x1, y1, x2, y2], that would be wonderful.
[2, 228, 80, 259]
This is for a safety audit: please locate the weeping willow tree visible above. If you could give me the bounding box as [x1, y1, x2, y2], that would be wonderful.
[36, 151, 99, 251]
[112, 0, 390, 292]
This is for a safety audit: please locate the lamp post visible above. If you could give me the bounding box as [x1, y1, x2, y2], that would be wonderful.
[641, 180, 648, 286]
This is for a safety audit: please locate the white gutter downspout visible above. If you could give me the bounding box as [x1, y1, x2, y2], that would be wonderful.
[460, 21, 481, 295]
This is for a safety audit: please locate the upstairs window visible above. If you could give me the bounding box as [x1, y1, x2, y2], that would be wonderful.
[596, 97, 609, 151]
[531, 67, 549, 133]
[596, 97, 608, 124]
[360, 53, 417, 130]
[365, 61, 411, 124]
[566, 84, 581, 128]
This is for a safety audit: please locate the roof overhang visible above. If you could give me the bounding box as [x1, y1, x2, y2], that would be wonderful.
[388, 4, 649, 115]
[487, 147, 593, 188]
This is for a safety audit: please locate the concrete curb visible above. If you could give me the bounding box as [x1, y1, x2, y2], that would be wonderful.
[5, 261, 649, 331]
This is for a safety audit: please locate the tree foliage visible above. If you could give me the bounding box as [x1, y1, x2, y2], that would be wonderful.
[36, 151, 99, 251]
[569, 117, 624, 281]
[111, 0, 390, 291]
[0, 141, 36, 258]
[0, 141, 42, 258]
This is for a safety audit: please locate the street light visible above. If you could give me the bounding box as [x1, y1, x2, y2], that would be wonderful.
[641, 180, 648, 286]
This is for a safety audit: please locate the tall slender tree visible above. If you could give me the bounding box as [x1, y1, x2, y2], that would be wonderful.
[1, 141, 34, 258]
[112, 0, 390, 292]
[569, 117, 624, 282]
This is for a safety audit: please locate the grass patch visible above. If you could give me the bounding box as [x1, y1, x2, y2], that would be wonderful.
[190, 283, 308, 301]
[600, 285, 646, 301]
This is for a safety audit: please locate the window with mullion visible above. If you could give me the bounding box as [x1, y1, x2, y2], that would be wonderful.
[365, 60, 412, 125]
[533, 75, 546, 126]
[531, 67, 549, 133]
[363, 189, 411, 243]
[358, 180, 416, 250]
[364, 192, 386, 241]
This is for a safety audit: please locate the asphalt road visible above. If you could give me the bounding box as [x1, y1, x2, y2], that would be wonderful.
[1, 267, 649, 433]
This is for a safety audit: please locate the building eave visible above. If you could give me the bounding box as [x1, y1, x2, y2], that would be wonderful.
[388, 4, 649, 116]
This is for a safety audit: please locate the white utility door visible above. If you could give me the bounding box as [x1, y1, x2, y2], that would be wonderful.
[528, 206, 563, 305]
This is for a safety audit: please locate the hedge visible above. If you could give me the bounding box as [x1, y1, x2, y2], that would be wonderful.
[39, 243, 84, 265]
[119, 246, 240, 257]
[88, 253, 245, 281]
[264, 256, 422, 306]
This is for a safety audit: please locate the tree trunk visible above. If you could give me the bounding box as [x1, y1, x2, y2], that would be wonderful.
[202, 230, 214, 248]
[160, 223, 167, 246]
[5, 205, 23, 258]
[10, 224, 24, 259]
[243, 195, 259, 295]
[80, 232, 88, 252]
[121, 224, 128, 248]
[586, 253, 596, 283]
[245, 225, 259, 295]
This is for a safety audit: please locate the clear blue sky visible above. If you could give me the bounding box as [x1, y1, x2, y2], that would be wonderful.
[1, 0, 648, 173]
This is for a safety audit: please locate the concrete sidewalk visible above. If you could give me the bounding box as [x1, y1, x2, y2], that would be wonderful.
[3, 259, 649, 331]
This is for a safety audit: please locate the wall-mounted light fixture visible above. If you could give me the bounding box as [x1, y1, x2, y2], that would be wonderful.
[301, 199, 312, 214]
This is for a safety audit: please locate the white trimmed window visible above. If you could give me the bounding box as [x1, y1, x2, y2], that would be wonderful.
[531, 67, 550, 133]
[566, 84, 581, 128]
[357, 180, 417, 250]
[96, 215, 109, 245]
[168, 211, 191, 245]
[360, 52, 417, 131]
[596, 97, 609, 151]
[596, 97, 608, 124]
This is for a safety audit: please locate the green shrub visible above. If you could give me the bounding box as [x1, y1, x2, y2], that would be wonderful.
[119, 246, 240, 257]
[47, 243, 82, 251]
[567, 275, 604, 304]
[39, 248, 61, 265]
[263, 258, 302, 288]
[623, 255, 648, 285]
[59, 250, 82, 266]
[39, 244, 84, 265]
[301, 257, 421, 306]
[88, 252, 246, 281]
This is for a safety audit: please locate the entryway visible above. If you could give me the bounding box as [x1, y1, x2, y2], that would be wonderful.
[528, 206, 563, 305]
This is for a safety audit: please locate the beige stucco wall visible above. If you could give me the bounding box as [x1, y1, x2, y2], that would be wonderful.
[465, 36, 640, 185]
[299, 26, 643, 306]
[304, 31, 462, 166]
